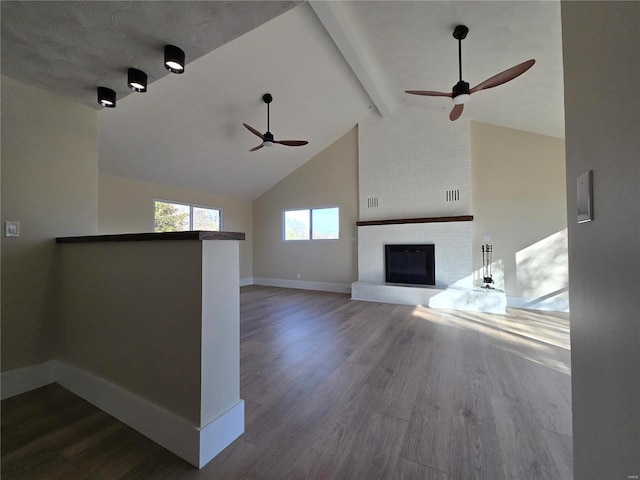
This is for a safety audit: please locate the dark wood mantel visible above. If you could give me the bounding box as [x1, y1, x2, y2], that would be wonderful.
[356, 215, 473, 227]
[56, 230, 245, 244]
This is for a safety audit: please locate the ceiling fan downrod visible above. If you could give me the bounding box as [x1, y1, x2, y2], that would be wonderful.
[453, 24, 468, 82]
[263, 93, 272, 134]
[452, 25, 470, 105]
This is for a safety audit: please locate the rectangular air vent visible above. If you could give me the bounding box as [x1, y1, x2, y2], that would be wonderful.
[367, 197, 379, 208]
[446, 189, 460, 202]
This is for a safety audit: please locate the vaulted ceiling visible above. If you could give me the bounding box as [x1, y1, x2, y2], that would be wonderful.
[1, 1, 564, 201]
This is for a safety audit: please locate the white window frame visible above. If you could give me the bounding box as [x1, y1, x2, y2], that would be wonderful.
[154, 199, 222, 232]
[282, 206, 340, 242]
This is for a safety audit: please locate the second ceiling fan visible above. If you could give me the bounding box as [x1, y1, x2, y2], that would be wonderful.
[405, 25, 535, 121]
[243, 93, 308, 152]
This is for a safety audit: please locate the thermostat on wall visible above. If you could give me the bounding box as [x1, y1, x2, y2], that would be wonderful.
[5, 221, 20, 237]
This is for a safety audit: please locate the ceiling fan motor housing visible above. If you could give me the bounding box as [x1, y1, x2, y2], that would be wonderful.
[452, 81, 470, 104]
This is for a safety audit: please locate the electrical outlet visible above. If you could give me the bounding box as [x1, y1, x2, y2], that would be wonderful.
[5, 221, 20, 237]
[296, 273, 301, 279]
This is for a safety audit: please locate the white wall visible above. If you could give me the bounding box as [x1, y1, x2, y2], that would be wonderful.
[357, 105, 472, 286]
[201, 241, 240, 425]
[358, 105, 470, 220]
[561, 1, 640, 478]
[1, 76, 98, 372]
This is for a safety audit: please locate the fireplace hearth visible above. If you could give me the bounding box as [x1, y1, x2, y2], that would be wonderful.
[385, 244, 435, 286]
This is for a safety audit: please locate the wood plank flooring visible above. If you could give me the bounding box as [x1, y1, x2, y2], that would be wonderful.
[1, 285, 572, 479]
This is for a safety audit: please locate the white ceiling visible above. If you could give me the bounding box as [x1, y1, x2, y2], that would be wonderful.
[97, 4, 373, 200]
[1, 1, 565, 201]
[337, 1, 564, 137]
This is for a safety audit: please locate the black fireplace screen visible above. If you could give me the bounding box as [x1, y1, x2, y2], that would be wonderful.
[385, 244, 435, 285]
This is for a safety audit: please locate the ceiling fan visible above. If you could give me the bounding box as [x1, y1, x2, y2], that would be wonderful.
[405, 25, 535, 121]
[243, 93, 308, 152]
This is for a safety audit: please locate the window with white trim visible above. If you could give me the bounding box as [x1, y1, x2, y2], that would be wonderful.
[154, 200, 221, 232]
[283, 207, 339, 241]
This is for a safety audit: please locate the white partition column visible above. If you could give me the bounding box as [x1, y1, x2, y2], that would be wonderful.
[55, 231, 245, 468]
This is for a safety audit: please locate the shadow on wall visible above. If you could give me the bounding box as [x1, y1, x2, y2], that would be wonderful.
[516, 229, 569, 310]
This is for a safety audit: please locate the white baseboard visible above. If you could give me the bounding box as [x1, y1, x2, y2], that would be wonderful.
[253, 277, 351, 294]
[1, 360, 57, 400]
[199, 400, 245, 468]
[239, 277, 253, 287]
[56, 361, 202, 466]
[3, 360, 243, 469]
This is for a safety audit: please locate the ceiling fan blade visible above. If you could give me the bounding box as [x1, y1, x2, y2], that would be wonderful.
[449, 104, 464, 121]
[274, 140, 309, 147]
[470, 59, 535, 94]
[250, 143, 264, 152]
[243, 123, 265, 140]
[405, 90, 453, 97]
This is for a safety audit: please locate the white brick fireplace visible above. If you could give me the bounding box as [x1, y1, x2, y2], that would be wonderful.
[357, 222, 472, 288]
[353, 106, 505, 313]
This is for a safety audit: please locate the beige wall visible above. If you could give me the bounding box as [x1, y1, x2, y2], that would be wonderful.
[57, 240, 203, 424]
[1, 76, 98, 372]
[562, 2, 639, 478]
[98, 172, 252, 281]
[471, 122, 568, 306]
[252, 126, 359, 286]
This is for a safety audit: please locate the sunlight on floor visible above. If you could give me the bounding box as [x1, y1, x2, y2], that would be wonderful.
[411, 305, 570, 373]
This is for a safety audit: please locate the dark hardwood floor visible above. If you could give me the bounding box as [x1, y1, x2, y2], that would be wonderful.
[1, 285, 572, 479]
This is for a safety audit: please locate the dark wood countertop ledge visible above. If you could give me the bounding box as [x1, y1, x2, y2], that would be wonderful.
[356, 215, 473, 227]
[56, 231, 245, 244]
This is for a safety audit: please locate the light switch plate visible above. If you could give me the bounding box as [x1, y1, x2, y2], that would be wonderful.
[577, 170, 594, 223]
[5, 221, 20, 237]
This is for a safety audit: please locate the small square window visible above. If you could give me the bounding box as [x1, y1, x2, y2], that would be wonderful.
[283, 207, 339, 241]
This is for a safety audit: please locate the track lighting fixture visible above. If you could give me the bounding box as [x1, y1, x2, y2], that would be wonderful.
[98, 45, 186, 110]
[97, 87, 116, 108]
[164, 45, 185, 74]
[127, 68, 147, 92]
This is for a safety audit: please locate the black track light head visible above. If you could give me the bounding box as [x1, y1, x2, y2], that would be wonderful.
[128, 68, 147, 92]
[97, 87, 116, 108]
[164, 45, 185, 74]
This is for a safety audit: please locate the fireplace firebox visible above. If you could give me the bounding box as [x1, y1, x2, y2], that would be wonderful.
[385, 244, 435, 285]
